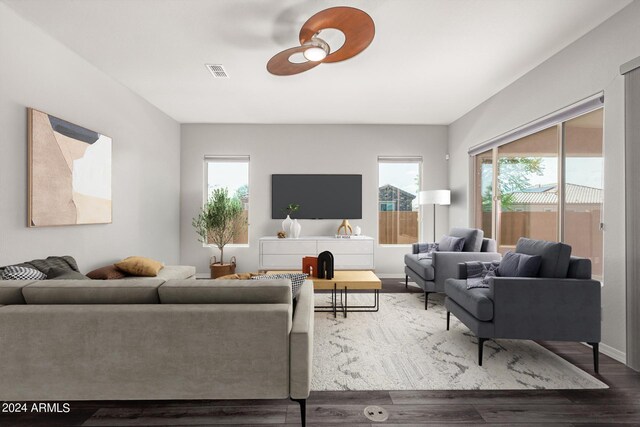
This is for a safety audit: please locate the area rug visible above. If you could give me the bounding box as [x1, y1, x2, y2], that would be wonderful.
[311, 291, 607, 391]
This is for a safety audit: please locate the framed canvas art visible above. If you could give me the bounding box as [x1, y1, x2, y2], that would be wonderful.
[28, 108, 112, 226]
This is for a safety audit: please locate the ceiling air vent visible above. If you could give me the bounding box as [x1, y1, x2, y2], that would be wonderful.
[206, 64, 229, 78]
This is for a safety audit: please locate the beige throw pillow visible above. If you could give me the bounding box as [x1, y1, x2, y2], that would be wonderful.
[115, 256, 163, 277]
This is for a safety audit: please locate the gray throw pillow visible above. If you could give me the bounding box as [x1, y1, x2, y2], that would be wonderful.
[496, 251, 541, 278]
[438, 235, 465, 252]
[46, 267, 90, 280]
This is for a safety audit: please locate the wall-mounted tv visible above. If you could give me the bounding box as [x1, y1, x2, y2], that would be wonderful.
[272, 174, 362, 219]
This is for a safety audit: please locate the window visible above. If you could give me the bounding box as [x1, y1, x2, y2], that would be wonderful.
[472, 108, 603, 279]
[378, 157, 421, 245]
[205, 156, 249, 245]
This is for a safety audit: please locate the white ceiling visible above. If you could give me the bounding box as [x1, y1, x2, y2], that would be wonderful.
[4, 0, 631, 124]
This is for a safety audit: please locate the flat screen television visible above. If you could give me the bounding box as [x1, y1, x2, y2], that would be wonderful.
[272, 174, 362, 219]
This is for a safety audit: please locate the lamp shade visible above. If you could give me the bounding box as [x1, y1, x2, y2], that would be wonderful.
[419, 190, 451, 206]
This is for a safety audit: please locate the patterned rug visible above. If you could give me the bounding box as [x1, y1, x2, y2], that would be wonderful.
[312, 291, 607, 390]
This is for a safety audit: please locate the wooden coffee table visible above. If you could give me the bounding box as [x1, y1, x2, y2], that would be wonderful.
[267, 270, 381, 318]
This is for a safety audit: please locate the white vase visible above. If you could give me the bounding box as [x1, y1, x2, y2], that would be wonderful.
[282, 215, 292, 237]
[354, 225, 362, 236]
[291, 219, 301, 238]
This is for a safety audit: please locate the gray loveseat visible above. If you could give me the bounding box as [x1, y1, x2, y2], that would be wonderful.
[404, 227, 501, 309]
[444, 238, 601, 372]
[0, 278, 314, 425]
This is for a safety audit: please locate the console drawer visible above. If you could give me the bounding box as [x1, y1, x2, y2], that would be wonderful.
[261, 240, 317, 255]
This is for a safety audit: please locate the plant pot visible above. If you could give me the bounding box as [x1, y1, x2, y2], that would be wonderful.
[210, 256, 236, 279]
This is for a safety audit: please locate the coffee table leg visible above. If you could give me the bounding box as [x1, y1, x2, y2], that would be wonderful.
[344, 286, 348, 318]
[333, 283, 337, 318]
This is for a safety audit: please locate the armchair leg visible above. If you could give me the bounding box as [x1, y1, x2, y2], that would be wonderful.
[424, 292, 430, 310]
[291, 398, 306, 427]
[446, 311, 450, 330]
[405, 275, 408, 288]
[478, 338, 487, 366]
[588, 342, 600, 373]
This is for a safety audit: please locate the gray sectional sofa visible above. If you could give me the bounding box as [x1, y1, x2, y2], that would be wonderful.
[0, 278, 314, 425]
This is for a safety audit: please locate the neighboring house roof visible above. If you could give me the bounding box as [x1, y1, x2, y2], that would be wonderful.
[378, 184, 417, 200]
[509, 183, 603, 205]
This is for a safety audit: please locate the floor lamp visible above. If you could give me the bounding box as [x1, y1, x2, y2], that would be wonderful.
[419, 190, 451, 242]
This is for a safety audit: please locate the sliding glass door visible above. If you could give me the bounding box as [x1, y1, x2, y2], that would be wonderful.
[563, 109, 604, 278]
[474, 108, 603, 272]
[497, 126, 559, 253]
[474, 150, 494, 239]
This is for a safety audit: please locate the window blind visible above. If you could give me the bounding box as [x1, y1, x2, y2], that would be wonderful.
[468, 92, 604, 156]
[378, 156, 422, 163]
[204, 155, 250, 162]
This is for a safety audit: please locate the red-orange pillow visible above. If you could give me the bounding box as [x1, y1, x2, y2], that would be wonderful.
[86, 265, 129, 280]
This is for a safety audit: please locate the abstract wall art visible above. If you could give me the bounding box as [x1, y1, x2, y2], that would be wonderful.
[28, 108, 112, 226]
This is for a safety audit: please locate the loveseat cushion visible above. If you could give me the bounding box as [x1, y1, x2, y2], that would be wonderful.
[515, 238, 571, 278]
[22, 280, 163, 304]
[158, 279, 293, 304]
[449, 227, 484, 252]
[0, 280, 31, 304]
[445, 278, 494, 321]
[404, 254, 435, 281]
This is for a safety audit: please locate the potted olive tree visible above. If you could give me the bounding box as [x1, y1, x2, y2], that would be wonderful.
[192, 188, 247, 278]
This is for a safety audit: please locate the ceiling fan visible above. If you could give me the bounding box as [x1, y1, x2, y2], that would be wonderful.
[267, 6, 375, 76]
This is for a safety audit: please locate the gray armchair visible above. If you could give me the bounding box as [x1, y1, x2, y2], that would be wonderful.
[404, 227, 501, 309]
[444, 238, 601, 372]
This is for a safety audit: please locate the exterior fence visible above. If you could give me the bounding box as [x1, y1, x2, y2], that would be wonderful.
[379, 211, 418, 245]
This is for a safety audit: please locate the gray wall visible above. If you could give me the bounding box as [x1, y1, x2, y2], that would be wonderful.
[0, 4, 181, 272]
[448, 1, 640, 361]
[180, 124, 448, 275]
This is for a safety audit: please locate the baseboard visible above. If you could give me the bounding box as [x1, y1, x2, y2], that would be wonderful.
[582, 341, 627, 364]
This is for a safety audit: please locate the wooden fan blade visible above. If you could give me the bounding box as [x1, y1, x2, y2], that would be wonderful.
[267, 46, 322, 76]
[299, 6, 375, 64]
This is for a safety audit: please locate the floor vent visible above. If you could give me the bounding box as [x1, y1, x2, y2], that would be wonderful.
[205, 64, 229, 78]
[363, 405, 389, 422]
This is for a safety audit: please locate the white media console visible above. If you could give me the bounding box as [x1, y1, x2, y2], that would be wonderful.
[259, 236, 374, 271]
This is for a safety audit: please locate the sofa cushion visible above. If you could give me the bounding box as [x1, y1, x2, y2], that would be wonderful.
[22, 280, 163, 304]
[449, 227, 484, 252]
[158, 279, 292, 304]
[115, 256, 164, 277]
[46, 267, 90, 280]
[0, 280, 31, 304]
[1, 266, 47, 280]
[445, 279, 494, 321]
[86, 265, 129, 280]
[515, 238, 572, 278]
[438, 235, 465, 252]
[404, 254, 434, 281]
[496, 252, 541, 278]
[154, 265, 196, 280]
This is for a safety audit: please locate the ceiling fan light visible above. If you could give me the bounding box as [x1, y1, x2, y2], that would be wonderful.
[304, 47, 327, 61]
[302, 36, 330, 62]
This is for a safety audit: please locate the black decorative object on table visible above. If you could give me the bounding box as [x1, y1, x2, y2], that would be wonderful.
[317, 251, 334, 280]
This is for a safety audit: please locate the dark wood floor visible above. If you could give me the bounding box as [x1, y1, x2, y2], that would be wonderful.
[2, 279, 639, 426]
